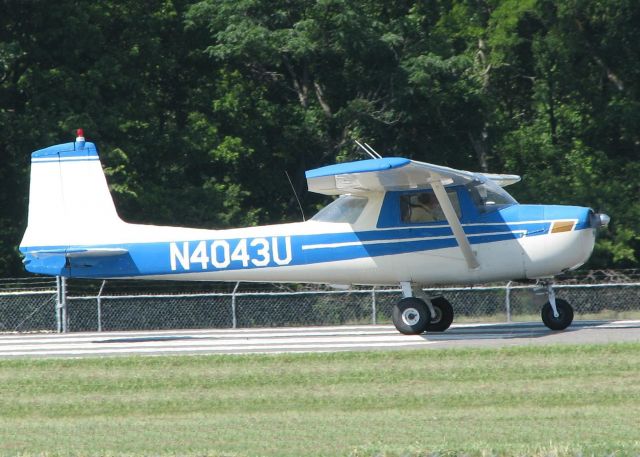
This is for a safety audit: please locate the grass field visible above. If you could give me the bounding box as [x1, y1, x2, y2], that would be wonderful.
[1, 344, 639, 457]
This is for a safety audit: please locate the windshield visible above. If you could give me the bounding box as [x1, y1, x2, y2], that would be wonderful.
[311, 195, 368, 223]
[467, 179, 517, 214]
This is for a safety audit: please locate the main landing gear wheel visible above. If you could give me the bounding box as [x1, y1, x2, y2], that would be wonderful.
[392, 297, 431, 335]
[541, 298, 574, 331]
[426, 297, 454, 332]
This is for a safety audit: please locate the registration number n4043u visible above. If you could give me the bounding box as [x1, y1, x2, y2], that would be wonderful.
[169, 237, 293, 271]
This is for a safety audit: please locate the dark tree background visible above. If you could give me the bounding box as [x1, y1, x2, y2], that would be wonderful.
[1, 0, 638, 276]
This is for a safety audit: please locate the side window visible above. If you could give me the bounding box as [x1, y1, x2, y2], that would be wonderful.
[400, 190, 461, 223]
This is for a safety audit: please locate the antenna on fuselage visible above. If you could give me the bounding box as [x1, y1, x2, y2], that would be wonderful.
[355, 140, 382, 159]
[285, 170, 306, 222]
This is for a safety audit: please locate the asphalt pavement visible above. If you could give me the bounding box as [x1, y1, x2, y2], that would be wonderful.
[1, 320, 639, 358]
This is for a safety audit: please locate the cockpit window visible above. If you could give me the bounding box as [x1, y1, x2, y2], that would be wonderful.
[311, 195, 368, 223]
[468, 179, 517, 214]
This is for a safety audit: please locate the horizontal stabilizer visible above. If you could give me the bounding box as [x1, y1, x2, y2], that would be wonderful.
[29, 247, 129, 258]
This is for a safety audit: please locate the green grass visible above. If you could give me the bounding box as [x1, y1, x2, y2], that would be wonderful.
[1, 344, 640, 456]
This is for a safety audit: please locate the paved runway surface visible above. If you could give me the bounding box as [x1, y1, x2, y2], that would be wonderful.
[1, 320, 640, 358]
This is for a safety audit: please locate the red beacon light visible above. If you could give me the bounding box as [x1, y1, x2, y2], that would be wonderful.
[75, 128, 86, 148]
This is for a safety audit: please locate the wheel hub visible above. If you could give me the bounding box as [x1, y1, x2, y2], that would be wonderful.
[430, 306, 442, 324]
[401, 308, 421, 326]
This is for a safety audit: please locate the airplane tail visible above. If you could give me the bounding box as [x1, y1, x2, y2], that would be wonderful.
[20, 131, 126, 274]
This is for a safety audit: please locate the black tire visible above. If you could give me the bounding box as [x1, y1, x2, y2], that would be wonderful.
[541, 298, 574, 331]
[426, 296, 454, 332]
[392, 297, 431, 335]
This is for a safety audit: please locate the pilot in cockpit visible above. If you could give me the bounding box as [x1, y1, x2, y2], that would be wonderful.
[401, 192, 445, 222]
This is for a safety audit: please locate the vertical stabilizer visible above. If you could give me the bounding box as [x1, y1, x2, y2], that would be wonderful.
[20, 134, 124, 254]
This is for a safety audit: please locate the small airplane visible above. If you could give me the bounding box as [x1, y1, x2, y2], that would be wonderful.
[20, 131, 610, 334]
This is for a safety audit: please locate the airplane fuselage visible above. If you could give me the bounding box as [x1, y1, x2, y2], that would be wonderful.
[21, 194, 597, 285]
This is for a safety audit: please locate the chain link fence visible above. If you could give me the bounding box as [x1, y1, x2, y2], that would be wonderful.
[1, 271, 639, 333]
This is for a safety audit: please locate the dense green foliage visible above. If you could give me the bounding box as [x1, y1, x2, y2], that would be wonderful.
[1, 344, 640, 455]
[1, 0, 638, 275]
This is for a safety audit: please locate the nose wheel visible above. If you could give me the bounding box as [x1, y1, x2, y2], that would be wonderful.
[538, 282, 574, 330]
[541, 298, 574, 330]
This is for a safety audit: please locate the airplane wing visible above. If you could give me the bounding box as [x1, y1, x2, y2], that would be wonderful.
[305, 157, 519, 196]
[305, 157, 521, 270]
[481, 172, 521, 187]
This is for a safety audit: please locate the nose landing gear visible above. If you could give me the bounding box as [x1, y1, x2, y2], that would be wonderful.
[538, 281, 574, 331]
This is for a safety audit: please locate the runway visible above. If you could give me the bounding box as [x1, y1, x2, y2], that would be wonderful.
[1, 320, 640, 358]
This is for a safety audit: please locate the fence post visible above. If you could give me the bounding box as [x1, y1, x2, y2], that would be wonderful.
[505, 281, 512, 323]
[62, 277, 68, 333]
[97, 280, 107, 332]
[231, 282, 240, 329]
[56, 276, 68, 333]
[371, 287, 377, 325]
[55, 276, 62, 333]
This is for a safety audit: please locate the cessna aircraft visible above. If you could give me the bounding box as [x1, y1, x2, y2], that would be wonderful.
[20, 131, 609, 334]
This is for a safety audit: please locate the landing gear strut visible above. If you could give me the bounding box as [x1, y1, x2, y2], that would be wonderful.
[538, 281, 574, 331]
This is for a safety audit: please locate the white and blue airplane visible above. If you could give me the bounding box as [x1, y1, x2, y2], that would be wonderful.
[20, 131, 609, 334]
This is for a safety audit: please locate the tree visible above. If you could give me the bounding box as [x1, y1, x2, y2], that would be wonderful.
[0, 0, 638, 276]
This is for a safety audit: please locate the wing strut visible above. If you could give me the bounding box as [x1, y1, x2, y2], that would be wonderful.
[431, 180, 480, 270]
